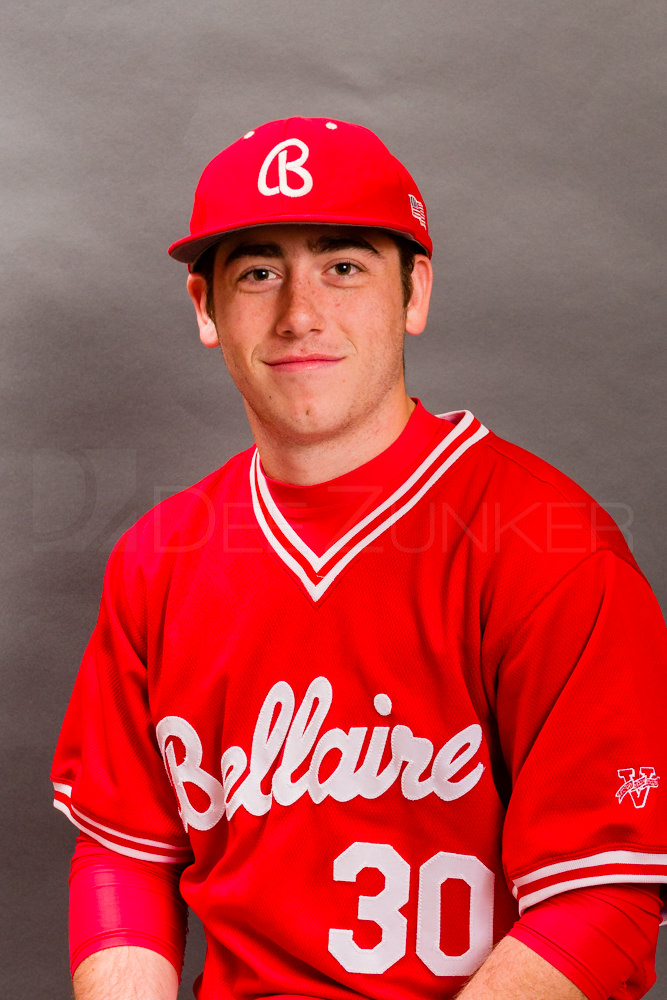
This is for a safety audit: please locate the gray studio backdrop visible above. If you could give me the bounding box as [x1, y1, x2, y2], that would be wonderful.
[3, 2, 665, 997]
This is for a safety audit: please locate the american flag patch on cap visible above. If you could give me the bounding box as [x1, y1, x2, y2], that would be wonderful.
[409, 194, 427, 229]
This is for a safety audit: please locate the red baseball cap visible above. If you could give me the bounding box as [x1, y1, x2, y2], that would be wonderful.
[168, 117, 432, 265]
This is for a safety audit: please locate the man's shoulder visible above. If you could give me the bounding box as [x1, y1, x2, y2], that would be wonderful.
[441, 416, 638, 569]
[481, 429, 596, 498]
[115, 445, 256, 563]
[480, 429, 609, 512]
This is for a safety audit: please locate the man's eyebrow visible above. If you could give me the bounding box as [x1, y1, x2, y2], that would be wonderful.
[223, 243, 284, 265]
[222, 235, 383, 266]
[308, 235, 382, 256]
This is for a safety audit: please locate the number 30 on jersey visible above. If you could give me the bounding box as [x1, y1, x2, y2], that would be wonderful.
[328, 843, 494, 977]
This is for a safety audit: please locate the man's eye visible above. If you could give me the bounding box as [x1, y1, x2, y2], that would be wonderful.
[238, 266, 277, 284]
[246, 267, 274, 282]
[330, 262, 359, 276]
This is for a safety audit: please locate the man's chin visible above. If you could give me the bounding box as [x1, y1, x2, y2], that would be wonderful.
[259, 405, 352, 446]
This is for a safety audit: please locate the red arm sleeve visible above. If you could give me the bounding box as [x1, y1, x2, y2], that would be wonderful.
[508, 883, 661, 1000]
[69, 832, 188, 978]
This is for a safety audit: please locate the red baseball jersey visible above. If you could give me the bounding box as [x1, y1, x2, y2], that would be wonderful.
[52, 409, 667, 1000]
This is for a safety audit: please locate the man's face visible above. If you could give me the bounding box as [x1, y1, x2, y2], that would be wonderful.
[187, 225, 431, 457]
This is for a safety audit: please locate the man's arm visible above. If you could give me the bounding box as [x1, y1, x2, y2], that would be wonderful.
[72, 939, 579, 1000]
[457, 935, 585, 999]
[73, 945, 179, 1000]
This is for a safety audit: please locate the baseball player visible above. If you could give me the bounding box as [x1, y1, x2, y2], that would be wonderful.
[52, 117, 667, 1000]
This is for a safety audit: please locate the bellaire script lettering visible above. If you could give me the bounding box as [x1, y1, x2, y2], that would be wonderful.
[156, 677, 486, 832]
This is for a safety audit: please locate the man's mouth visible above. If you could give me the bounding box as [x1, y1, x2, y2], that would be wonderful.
[264, 355, 344, 371]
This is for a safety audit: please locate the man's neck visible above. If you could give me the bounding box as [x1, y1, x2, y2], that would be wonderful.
[249, 395, 416, 486]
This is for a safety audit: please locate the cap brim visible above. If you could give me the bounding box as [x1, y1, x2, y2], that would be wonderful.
[169, 219, 431, 265]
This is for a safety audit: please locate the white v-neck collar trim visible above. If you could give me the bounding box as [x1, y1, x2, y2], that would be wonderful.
[250, 410, 488, 601]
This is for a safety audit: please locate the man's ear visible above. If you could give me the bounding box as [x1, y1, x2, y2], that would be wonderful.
[186, 273, 219, 348]
[405, 256, 433, 337]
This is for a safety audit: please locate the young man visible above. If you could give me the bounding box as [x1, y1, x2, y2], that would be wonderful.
[52, 118, 667, 1000]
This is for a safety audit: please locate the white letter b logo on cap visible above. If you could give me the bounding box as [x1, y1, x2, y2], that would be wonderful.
[258, 140, 313, 198]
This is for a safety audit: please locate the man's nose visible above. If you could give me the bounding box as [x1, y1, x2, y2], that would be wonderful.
[274, 273, 324, 338]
